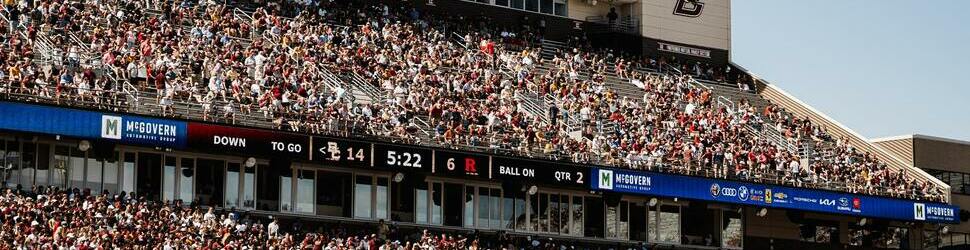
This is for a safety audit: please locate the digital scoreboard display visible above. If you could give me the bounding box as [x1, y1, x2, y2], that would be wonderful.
[310, 136, 371, 168]
[492, 157, 587, 188]
[187, 123, 309, 160]
[432, 150, 489, 179]
[373, 143, 433, 172]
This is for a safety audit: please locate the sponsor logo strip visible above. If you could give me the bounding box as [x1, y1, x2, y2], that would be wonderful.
[589, 167, 959, 224]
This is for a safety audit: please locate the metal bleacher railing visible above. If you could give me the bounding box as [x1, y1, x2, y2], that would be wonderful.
[4, 76, 936, 201]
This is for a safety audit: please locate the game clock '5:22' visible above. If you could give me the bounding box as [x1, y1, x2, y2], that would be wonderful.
[374, 144, 431, 170]
[385, 150, 423, 168]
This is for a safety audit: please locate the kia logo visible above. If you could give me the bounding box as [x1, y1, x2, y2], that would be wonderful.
[820, 199, 836, 206]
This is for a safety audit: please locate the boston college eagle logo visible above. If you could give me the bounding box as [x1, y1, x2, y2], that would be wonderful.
[673, 0, 704, 18]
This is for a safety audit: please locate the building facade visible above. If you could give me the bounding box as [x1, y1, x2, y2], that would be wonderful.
[875, 134, 970, 249]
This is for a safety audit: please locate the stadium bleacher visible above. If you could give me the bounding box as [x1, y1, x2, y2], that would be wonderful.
[0, 186, 513, 249]
[0, 0, 946, 206]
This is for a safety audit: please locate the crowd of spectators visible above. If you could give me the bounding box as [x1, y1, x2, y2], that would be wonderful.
[0, 0, 945, 202]
[3, 186, 602, 249]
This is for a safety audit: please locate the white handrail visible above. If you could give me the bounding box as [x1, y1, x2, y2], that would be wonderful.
[451, 32, 467, 49]
[232, 8, 256, 39]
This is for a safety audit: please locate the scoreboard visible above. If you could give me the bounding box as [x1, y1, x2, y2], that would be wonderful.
[185, 122, 589, 188]
[310, 137, 371, 168]
[492, 157, 587, 187]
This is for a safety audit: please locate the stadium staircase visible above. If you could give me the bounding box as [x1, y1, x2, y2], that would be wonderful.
[1, 9, 140, 110]
[337, 69, 436, 144]
[535, 38, 823, 166]
[667, 68, 816, 162]
[451, 33, 557, 128]
[513, 91, 551, 124]
[538, 41, 647, 99]
[1, 13, 57, 65]
[147, 4, 434, 143]
[539, 39, 567, 60]
[32, 33, 59, 65]
[63, 30, 136, 101]
[535, 39, 653, 140]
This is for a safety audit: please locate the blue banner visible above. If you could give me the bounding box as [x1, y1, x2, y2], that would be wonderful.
[0, 101, 186, 148]
[590, 167, 959, 224]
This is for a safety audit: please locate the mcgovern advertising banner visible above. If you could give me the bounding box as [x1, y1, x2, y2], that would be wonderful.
[0, 101, 186, 148]
[590, 167, 959, 224]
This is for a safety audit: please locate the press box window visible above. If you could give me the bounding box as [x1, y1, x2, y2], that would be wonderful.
[466, 0, 567, 17]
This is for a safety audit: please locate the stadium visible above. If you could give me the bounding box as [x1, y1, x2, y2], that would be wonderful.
[0, 0, 965, 249]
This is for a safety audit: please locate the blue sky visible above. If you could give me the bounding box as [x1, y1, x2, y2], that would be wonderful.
[731, 0, 970, 141]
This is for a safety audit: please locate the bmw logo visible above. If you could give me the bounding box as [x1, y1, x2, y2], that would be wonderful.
[710, 183, 720, 197]
[738, 186, 749, 201]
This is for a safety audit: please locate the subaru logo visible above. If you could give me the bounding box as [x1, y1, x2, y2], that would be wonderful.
[839, 197, 849, 207]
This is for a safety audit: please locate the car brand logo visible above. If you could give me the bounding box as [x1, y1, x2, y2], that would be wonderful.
[738, 186, 749, 201]
[773, 192, 787, 200]
[710, 183, 720, 197]
[820, 199, 836, 206]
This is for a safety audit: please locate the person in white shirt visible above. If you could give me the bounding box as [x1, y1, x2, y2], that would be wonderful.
[789, 158, 801, 182]
[203, 207, 216, 221]
[268, 218, 280, 238]
[222, 215, 234, 227]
